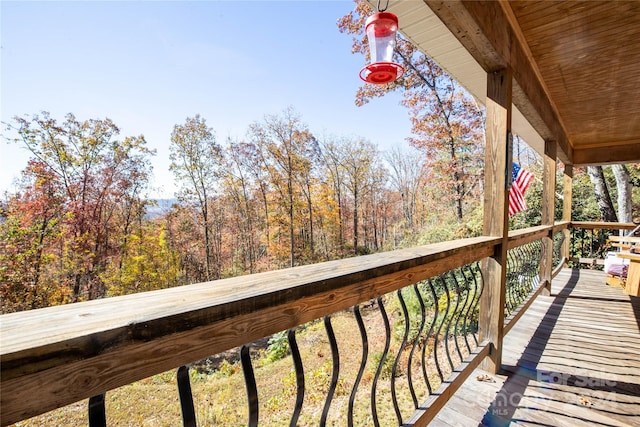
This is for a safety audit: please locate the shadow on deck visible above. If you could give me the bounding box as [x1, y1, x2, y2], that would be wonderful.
[433, 268, 640, 427]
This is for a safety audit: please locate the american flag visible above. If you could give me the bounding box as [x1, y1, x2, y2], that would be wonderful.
[509, 163, 534, 216]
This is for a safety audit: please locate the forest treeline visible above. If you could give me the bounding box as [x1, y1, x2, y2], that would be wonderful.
[0, 108, 482, 312]
[1, 109, 637, 314]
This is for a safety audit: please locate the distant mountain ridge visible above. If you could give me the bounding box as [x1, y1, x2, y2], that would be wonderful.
[145, 199, 178, 219]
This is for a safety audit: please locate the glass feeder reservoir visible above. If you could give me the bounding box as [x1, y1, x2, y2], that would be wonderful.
[359, 12, 404, 84]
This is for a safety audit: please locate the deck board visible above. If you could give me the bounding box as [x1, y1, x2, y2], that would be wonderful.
[432, 268, 640, 426]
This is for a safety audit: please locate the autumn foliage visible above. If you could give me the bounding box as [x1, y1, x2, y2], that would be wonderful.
[1, 103, 482, 313]
[1, 113, 158, 311]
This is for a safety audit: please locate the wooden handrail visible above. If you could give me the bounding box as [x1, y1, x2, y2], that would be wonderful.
[570, 221, 636, 230]
[507, 225, 550, 249]
[1, 236, 500, 425]
[552, 221, 570, 233]
[505, 222, 568, 251]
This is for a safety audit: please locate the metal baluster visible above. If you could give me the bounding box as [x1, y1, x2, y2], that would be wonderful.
[527, 244, 535, 292]
[572, 228, 576, 265]
[88, 394, 106, 427]
[320, 316, 339, 427]
[513, 248, 521, 309]
[421, 279, 438, 394]
[534, 240, 542, 286]
[407, 283, 426, 408]
[288, 329, 304, 427]
[371, 296, 390, 427]
[504, 250, 513, 315]
[520, 246, 528, 300]
[177, 366, 196, 427]
[462, 264, 479, 349]
[241, 344, 258, 427]
[440, 274, 455, 372]
[459, 265, 474, 353]
[528, 242, 537, 289]
[514, 247, 526, 305]
[348, 305, 368, 427]
[449, 270, 464, 362]
[518, 246, 526, 303]
[470, 262, 484, 345]
[523, 244, 534, 291]
[391, 289, 409, 425]
[511, 247, 521, 309]
[433, 275, 448, 381]
[506, 249, 517, 314]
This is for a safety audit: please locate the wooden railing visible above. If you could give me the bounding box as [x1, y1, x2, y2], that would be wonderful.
[570, 221, 637, 267]
[0, 222, 624, 426]
[499, 223, 569, 337]
[2, 236, 497, 426]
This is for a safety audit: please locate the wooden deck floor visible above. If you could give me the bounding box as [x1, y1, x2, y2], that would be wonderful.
[433, 268, 640, 427]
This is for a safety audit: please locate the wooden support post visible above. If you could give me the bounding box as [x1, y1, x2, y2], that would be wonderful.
[540, 140, 557, 295]
[562, 165, 573, 262]
[480, 68, 511, 374]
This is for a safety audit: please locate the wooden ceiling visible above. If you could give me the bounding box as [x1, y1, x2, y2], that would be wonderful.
[385, 0, 640, 165]
[509, 1, 640, 164]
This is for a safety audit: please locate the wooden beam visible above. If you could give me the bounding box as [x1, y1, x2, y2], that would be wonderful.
[424, 0, 571, 164]
[562, 165, 573, 262]
[539, 140, 557, 295]
[480, 68, 511, 374]
[423, 1, 505, 71]
[497, 0, 573, 165]
[573, 144, 640, 165]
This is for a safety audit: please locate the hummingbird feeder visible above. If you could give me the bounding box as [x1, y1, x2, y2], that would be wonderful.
[359, 12, 404, 84]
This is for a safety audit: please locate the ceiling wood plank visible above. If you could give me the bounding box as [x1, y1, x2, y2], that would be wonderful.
[512, 0, 640, 155]
[427, 0, 572, 162]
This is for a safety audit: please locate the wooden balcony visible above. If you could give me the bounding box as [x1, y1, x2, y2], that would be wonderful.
[3, 2, 639, 425]
[433, 268, 640, 427]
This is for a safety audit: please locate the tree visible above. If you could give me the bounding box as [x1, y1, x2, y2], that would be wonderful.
[386, 146, 425, 233]
[611, 164, 632, 224]
[170, 115, 224, 281]
[586, 166, 618, 222]
[360, 156, 389, 251]
[249, 107, 317, 267]
[223, 139, 261, 273]
[100, 221, 181, 296]
[338, 1, 485, 223]
[340, 138, 379, 253]
[164, 204, 206, 284]
[4, 112, 153, 303]
[0, 164, 64, 312]
[319, 136, 348, 252]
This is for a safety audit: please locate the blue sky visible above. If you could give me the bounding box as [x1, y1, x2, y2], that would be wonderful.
[1, 1, 412, 198]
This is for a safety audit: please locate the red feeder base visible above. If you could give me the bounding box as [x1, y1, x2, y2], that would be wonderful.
[359, 62, 404, 84]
